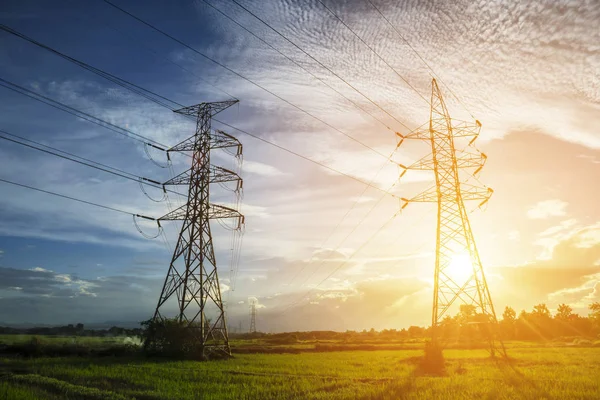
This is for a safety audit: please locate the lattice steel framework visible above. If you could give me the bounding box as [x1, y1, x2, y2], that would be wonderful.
[249, 301, 257, 334]
[398, 79, 505, 356]
[149, 100, 244, 359]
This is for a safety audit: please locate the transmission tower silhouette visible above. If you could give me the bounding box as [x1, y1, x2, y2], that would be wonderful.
[249, 300, 257, 334]
[147, 100, 244, 359]
[398, 79, 505, 356]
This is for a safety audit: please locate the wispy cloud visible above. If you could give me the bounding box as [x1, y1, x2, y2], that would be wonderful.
[527, 199, 568, 219]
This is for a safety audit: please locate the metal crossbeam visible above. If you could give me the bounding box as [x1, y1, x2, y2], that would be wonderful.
[163, 165, 242, 186]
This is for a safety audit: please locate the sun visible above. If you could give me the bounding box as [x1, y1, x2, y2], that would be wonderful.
[445, 253, 474, 283]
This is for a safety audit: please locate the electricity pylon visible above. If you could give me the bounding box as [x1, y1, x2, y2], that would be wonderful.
[398, 79, 505, 356]
[249, 300, 257, 334]
[147, 100, 244, 359]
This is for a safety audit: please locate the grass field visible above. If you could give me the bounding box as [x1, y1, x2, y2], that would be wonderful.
[1, 342, 599, 399]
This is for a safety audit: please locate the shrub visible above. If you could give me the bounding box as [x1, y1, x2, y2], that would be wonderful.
[142, 318, 219, 359]
[420, 341, 446, 375]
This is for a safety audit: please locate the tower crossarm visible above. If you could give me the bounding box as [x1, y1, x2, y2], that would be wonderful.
[174, 100, 239, 117]
[167, 130, 242, 154]
[396, 119, 482, 147]
[455, 150, 487, 173]
[460, 184, 493, 204]
[158, 202, 244, 225]
[163, 165, 242, 186]
[210, 130, 242, 154]
[400, 185, 493, 209]
[208, 203, 244, 223]
[400, 186, 437, 207]
[398, 150, 486, 177]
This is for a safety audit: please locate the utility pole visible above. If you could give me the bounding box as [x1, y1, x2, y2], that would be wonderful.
[398, 79, 505, 356]
[249, 300, 257, 334]
[147, 100, 244, 359]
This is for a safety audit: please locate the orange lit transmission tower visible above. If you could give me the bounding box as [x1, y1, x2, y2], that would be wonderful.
[397, 79, 505, 356]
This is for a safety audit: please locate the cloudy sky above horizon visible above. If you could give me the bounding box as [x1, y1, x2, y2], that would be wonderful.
[0, 0, 599, 331]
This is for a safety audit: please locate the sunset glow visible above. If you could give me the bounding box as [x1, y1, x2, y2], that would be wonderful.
[446, 253, 473, 283]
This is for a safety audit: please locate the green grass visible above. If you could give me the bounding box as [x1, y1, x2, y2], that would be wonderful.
[0, 334, 139, 347]
[0, 345, 599, 399]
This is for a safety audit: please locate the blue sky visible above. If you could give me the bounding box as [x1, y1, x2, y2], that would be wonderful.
[1, 0, 599, 331]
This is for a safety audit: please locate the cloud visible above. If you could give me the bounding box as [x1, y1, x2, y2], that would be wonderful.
[263, 276, 431, 331]
[547, 276, 599, 308]
[247, 296, 266, 309]
[0, 267, 97, 299]
[538, 219, 578, 237]
[0, 267, 165, 324]
[527, 199, 568, 219]
[242, 161, 287, 177]
[490, 222, 600, 313]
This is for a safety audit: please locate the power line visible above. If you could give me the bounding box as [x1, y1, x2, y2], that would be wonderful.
[1, 24, 399, 199]
[212, 118, 399, 199]
[101, 0, 392, 161]
[0, 78, 166, 148]
[200, 1, 414, 294]
[286, 148, 396, 287]
[95, 0, 407, 263]
[96, 14, 237, 100]
[278, 210, 400, 315]
[225, 0, 412, 133]
[315, 0, 430, 106]
[0, 177, 151, 218]
[0, 129, 183, 197]
[364, 0, 476, 120]
[0, 24, 184, 111]
[290, 172, 401, 291]
[199, 0, 397, 134]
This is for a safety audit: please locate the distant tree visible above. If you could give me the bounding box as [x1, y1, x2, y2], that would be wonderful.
[500, 306, 517, 340]
[408, 325, 424, 338]
[109, 326, 124, 336]
[515, 310, 536, 340]
[458, 304, 477, 322]
[439, 315, 458, 339]
[456, 304, 479, 342]
[590, 302, 600, 319]
[502, 306, 516, 323]
[532, 303, 551, 318]
[555, 304, 573, 320]
[589, 302, 600, 333]
[519, 304, 553, 340]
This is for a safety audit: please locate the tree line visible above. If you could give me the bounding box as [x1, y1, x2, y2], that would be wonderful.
[434, 302, 600, 342]
[1, 302, 598, 343]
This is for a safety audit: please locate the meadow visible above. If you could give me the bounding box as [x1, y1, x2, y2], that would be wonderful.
[1, 338, 599, 399]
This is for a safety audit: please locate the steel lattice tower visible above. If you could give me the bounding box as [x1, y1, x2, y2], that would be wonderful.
[148, 100, 244, 359]
[249, 301, 257, 334]
[398, 79, 505, 356]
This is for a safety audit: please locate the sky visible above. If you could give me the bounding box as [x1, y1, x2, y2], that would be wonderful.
[0, 0, 599, 332]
